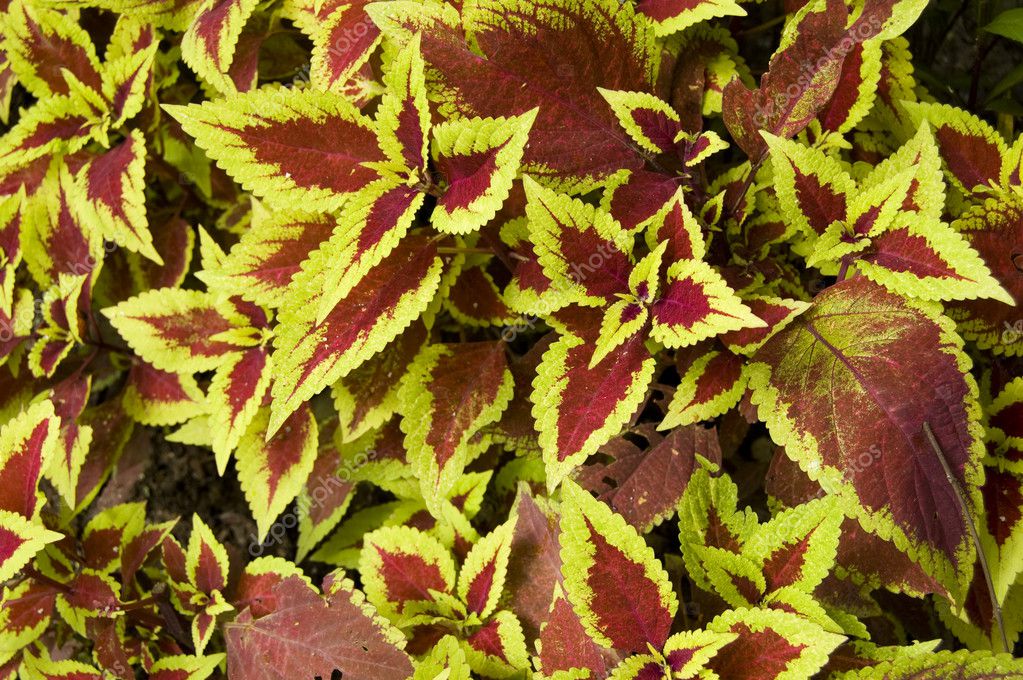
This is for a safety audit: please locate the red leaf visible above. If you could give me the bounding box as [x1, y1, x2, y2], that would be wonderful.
[225, 575, 414, 679]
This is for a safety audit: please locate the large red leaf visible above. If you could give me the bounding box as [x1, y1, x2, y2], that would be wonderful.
[225, 574, 414, 679]
[749, 277, 986, 598]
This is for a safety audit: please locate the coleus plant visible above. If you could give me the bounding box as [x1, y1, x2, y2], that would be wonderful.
[2, 0, 1023, 675]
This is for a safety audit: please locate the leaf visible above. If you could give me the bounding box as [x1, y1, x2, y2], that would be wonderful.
[0, 510, 63, 584]
[535, 585, 615, 677]
[295, 444, 357, 561]
[20, 654, 104, 680]
[858, 218, 1012, 304]
[208, 347, 272, 470]
[460, 609, 529, 676]
[644, 189, 705, 263]
[369, 0, 656, 191]
[0, 94, 103, 170]
[164, 86, 384, 212]
[722, 0, 849, 162]
[71, 130, 159, 263]
[458, 520, 513, 618]
[186, 515, 230, 594]
[181, 0, 260, 94]
[148, 654, 224, 680]
[902, 102, 1007, 193]
[578, 425, 722, 532]
[649, 259, 764, 348]
[235, 404, 318, 541]
[945, 193, 1023, 356]
[533, 330, 656, 491]
[635, 0, 745, 37]
[269, 235, 444, 437]
[225, 573, 414, 679]
[400, 341, 513, 513]
[103, 288, 250, 373]
[0, 400, 58, 519]
[598, 89, 682, 155]
[199, 210, 334, 308]
[312, 177, 426, 325]
[523, 176, 633, 306]
[309, 0, 382, 92]
[431, 111, 537, 234]
[706, 607, 845, 679]
[505, 490, 562, 643]
[662, 629, 736, 678]
[983, 8, 1023, 45]
[1, 0, 102, 99]
[719, 296, 811, 356]
[359, 525, 456, 619]
[376, 34, 431, 173]
[832, 648, 1023, 679]
[122, 361, 206, 427]
[763, 132, 853, 238]
[558, 480, 677, 653]
[747, 276, 986, 599]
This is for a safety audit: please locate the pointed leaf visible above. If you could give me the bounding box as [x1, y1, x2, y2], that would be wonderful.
[181, 0, 259, 93]
[359, 525, 456, 619]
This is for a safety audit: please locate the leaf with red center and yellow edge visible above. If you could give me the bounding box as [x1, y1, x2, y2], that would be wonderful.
[122, 361, 206, 427]
[944, 193, 1023, 356]
[504, 490, 562, 644]
[747, 276, 987, 599]
[235, 403, 318, 541]
[857, 217, 1011, 304]
[0, 578, 58, 657]
[458, 520, 514, 618]
[0, 511, 63, 584]
[743, 496, 843, 597]
[186, 515, 230, 596]
[295, 444, 357, 562]
[0, 95, 102, 170]
[660, 347, 746, 429]
[978, 459, 1023, 600]
[0, 399, 58, 519]
[650, 259, 764, 349]
[67, 402, 135, 516]
[312, 177, 426, 325]
[431, 111, 537, 235]
[310, 0, 381, 92]
[102, 38, 158, 128]
[225, 572, 414, 679]
[208, 346, 272, 473]
[558, 480, 677, 653]
[164, 86, 384, 212]
[662, 629, 737, 678]
[148, 654, 224, 680]
[121, 519, 176, 589]
[359, 525, 456, 621]
[1, 0, 102, 99]
[0, 55, 14, 126]
[989, 378, 1023, 452]
[603, 168, 681, 233]
[762, 132, 853, 238]
[840, 649, 1023, 678]
[523, 177, 634, 307]
[79, 502, 145, 573]
[71, 129, 159, 264]
[21, 165, 103, 288]
[461, 610, 529, 677]
[414, 635, 471, 680]
[445, 262, 516, 327]
[375, 34, 430, 173]
[764, 450, 947, 600]
[269, 235, 444, 438]
[199, 211, 334, 308]
[643, 190, 705, 263]
[598, 89, 682, 155]
[331, 321, 427, 444]
[103, 288, 251, 373]
[719, 295, 810, 356]
[535, 584, 617, 677]
[181, 0, 259, 95]
[677, 463, 759, 587]
[636, 0, 744, 36]
[533, 329, 656, 491]
[232, 555, 311, 617]
[20, 654, 105, 680]
[817, 41, 881, 135]
[370, 0, 655, 192]
[705, 607, 844, 680]
[579, 424, 722, 533]
[903, 101, 1007, 194]
[55, 570, 121, 634]
[399, 341, 513, 514]
[722, 0, 848, 163]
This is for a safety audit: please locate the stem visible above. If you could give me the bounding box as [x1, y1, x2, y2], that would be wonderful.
[836, 258, 850, 282]
[24, 566, 72, 594]
[737, 14, 786, 37]
[922, 422, 1007, 653]
[437, 246, 497, 256]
